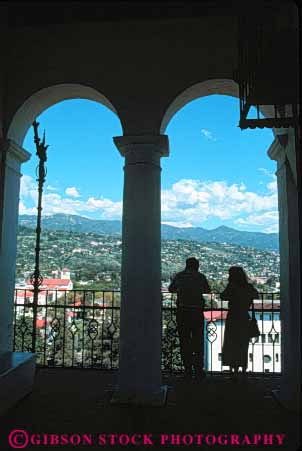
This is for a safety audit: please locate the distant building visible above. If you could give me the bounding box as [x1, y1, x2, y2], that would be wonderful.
[15, 269, 73, 305]
[250, 276, 269, 285]
[52, 268, 71, 280]
[204, 301, 281, 373]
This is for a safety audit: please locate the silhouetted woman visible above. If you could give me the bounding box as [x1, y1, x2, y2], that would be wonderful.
[221, 266, 259, 378]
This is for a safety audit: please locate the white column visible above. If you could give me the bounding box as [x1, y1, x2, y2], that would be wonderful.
[112, 135, 169, 405]
[0, 139, 31, 353]
[268, 133, 301, 412]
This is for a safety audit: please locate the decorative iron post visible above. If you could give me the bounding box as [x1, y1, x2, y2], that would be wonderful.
[30, 120, 49, 353]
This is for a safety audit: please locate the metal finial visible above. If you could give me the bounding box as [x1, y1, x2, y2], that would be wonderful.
[30, 120, 49, 353]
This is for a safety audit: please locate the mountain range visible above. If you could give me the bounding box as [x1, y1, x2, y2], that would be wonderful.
[18, 213, 279, 251]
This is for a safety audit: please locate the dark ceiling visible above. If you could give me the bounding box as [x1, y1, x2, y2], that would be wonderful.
[1, 1, 298, 28]
[0, 2, 233, 27]
[0, 0, 299, 36]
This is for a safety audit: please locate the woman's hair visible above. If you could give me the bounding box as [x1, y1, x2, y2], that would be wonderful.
[228, 266, 248, 285]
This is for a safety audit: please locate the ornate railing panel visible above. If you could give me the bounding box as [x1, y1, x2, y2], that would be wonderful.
[14, 289, 120, 369]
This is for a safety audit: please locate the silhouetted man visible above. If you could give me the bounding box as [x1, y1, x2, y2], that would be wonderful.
[168, 257, 210, 379]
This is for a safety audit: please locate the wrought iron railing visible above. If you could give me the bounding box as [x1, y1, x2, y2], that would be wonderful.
[13, 289, 281, 374]
[13, 289, 120, 369]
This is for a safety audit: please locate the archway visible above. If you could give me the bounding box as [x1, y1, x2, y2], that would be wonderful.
[1, 84, 123, 359]
[159, 78, 300, 410]
[160, 80, 279, 375]
[7, 83, 120, 147]
[160, 78, 277, 135]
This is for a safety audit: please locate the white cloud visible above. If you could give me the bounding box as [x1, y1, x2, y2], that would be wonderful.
[263, 224, 279, 233]
[65, 187, 81, 197]
[235, 211, 279, 233]
[258, 167, 272, 177]
[258, 167, 276, 178]
[18, 201, 37, 216]
[267, 180, 277, 192]
[86, 197, 123, 218]
[19, 175, 279, 232]
[201, 129, 217, 141]
[162, 221, 193, 228]
[19, 175, 122, 220]
[46, 185, 58, 191]
[258, 167, 277, 193]
[235, 211, 279, 225]
[20, 175, 38, 201]
[161, 179, 278, 231]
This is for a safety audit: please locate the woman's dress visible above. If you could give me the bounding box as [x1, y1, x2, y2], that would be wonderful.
[221, 283, 258, 368]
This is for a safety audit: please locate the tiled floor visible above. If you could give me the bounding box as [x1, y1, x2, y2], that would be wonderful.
[0, 369, 300, 450]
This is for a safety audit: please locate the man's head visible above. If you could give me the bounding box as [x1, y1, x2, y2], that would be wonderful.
[185, 257, 199, 271]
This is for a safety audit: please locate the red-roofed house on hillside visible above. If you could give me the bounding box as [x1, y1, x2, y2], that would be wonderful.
[16, 270, 73, 305]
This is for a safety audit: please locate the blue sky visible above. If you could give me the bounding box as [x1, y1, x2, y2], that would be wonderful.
[20, 95, 278, 233]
